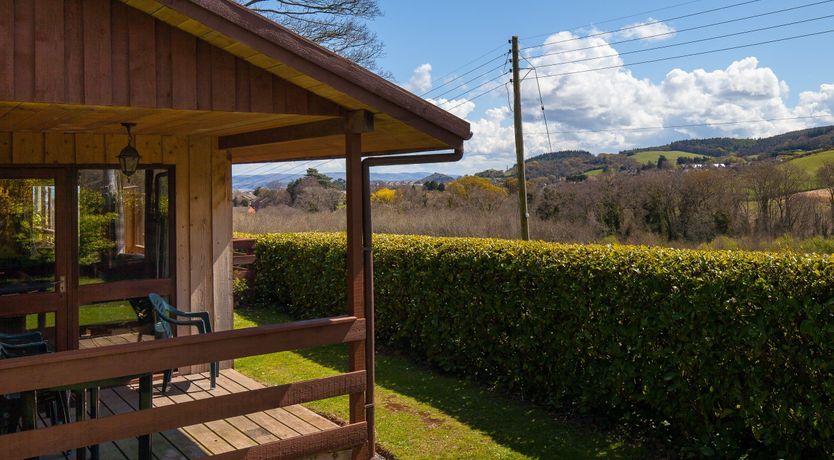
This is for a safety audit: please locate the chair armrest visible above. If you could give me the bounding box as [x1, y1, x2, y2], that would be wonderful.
[172, 310, 212, 333]
[0, 331, 44, 344]
[157, 316, 207, 334]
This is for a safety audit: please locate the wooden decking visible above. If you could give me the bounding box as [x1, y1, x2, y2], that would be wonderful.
[79, 332, 149, 349]
[41, 369, 348, 459]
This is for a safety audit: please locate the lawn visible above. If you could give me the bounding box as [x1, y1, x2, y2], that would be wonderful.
[234, 308, 644, 460]
[629, 150, 704, 165]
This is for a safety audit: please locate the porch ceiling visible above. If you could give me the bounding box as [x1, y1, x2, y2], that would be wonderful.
[0, 102, 450, 163]
[0, 101, 331, 136]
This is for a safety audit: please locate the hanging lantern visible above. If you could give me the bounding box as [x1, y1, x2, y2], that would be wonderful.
[118, 122, 140, 177]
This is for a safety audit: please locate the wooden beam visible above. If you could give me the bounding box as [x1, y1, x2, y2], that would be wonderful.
[0, 316, 365, 394]
[232, 254, 256, 265]
[76, 278, 175, 305]
[205, 423, 368, 460]
[218, 110, 373, 149]
[344, 131, 368, 459]
[0, 373, 366, 459]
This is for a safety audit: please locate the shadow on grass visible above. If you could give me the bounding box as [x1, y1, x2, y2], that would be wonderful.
[236, 307, 644, 459]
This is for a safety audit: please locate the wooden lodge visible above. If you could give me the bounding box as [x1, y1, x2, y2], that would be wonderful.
[0, 1, 471, 458]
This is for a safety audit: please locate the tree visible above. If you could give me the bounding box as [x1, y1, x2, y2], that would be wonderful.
[656, 154, 669, 169]
[370, 187, 396, 204]
[238, 0, 386, 73]
[446, 176, 508, 211]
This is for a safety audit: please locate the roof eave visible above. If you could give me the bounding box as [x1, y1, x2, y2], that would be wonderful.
[156, 0, 472, 147]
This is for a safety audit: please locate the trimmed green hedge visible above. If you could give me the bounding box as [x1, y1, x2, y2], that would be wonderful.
[249, 232, 834, 457]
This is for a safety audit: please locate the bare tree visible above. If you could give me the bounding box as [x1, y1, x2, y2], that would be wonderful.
[744, 162, 781, 236]
[773, 164, 809, 234]
[238, 0, 385, 73]
[818, 163, 834, 232]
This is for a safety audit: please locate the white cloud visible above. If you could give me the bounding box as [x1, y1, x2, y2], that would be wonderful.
[448, 30, 834, 169]
[395, 31, 834, 175]
[616, 18, 676, 42]
[403, 63, 433, 94]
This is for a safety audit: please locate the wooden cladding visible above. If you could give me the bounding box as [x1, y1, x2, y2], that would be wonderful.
[0, 131, 175, 165]
[0, 316, 365, 395]
[0, 372, 366, 459]
[0, 0, 343, 117]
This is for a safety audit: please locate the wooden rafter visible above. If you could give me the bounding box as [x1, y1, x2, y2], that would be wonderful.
[218, 110, 374, 150]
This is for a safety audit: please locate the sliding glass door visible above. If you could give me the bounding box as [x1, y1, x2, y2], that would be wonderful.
[0, 166, 175, 352]
[75, 167, 175, 349]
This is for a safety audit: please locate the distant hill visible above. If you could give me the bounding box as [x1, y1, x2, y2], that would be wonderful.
[621, 125, 834, 158]
[629, 151, 707, 165]
[493, 150, 639, 180]
[233, 171, 449, 190]
[417, 172, 456, 184]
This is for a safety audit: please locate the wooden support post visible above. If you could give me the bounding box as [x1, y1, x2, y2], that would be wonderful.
[345, 131, 368, 459]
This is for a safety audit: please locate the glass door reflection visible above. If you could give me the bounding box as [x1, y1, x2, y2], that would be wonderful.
[0, 172, 68, 350]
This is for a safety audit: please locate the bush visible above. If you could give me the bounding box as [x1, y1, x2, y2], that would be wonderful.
[233, 277, 250, 307]
[250, 232, 834, 458]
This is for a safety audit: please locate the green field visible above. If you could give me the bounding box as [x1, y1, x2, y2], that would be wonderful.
[787, 149, 834, 177]
[583, 168, 604, 177]
[629, 150, 705, 165]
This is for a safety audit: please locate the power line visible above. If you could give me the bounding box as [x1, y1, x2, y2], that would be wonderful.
[440, 71, 510, 108]
[437, 1, 833, 108]
[521, 0, 706, 41]
[240, 157, 329, 183]
[422, 43, 508, 95]
[521, 56, 553, 153]
[530, 13, 834, 71]
[523, 115, 833, 136]
[421, 51, 508, 97]
[520, 0, 761, 52]
[423, 0, 708, 100]
[430, 60, 509, 100]
[534, 27, 834, 80]
[526, 0, 834, 61]
[447, 24, 834, 112]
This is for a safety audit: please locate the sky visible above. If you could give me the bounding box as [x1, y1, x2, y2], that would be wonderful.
[234, 0, 834, 177]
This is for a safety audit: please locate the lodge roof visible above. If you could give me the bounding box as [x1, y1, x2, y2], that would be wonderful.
[0, 0, 471, 163]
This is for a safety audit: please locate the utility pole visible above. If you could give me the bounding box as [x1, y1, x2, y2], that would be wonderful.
[511, 35, 530, 240]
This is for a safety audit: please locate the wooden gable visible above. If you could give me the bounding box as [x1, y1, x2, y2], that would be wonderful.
[0, 0, 343, 117]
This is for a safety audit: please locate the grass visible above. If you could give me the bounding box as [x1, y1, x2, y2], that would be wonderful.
[787, 148, 834, 178]
[629, 150, 704, 165]
[24, 300, 137, 330]
[583, 168, 604, 177]
[234, 307, 644, 460]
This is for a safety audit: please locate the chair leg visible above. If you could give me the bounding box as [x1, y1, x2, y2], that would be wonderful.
[59, 391, 70, 425]
[210, 362, 217, 389]
[162, 369, 173, 394]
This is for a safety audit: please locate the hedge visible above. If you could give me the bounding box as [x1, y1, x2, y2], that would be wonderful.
[249, 232, 834, 457]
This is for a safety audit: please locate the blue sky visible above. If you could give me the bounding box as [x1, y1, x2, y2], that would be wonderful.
[235, 0, 834, 177]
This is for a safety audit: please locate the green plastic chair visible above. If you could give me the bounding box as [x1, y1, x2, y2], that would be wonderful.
[0, 336, 70, 435]
[148, 293, 218, 393]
